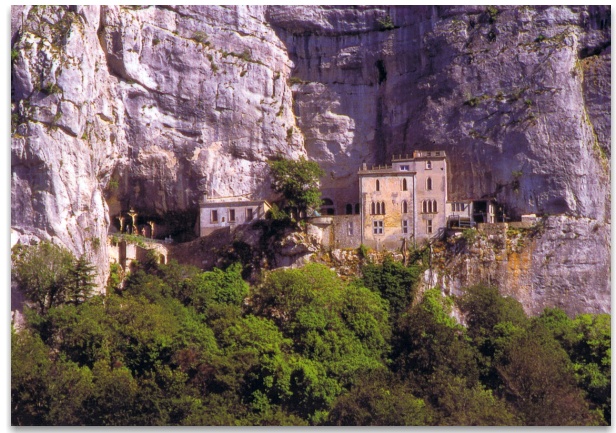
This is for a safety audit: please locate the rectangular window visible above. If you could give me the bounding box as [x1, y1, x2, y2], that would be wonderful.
[211, 210, 218, 223]
[402, 220, 408, 234]
[347, 221, 354, 236]
[400, 165, 409, 171]
[373, 220, 383, 235]
[229, 209, 236, 222]
[426, 160, 432, 170]
[427, 219, 433, 234]
[246, 208, 253, 221]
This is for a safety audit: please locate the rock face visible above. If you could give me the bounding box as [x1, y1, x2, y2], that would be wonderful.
[430, 217, 610, 316]
[11, 6, 610, 313]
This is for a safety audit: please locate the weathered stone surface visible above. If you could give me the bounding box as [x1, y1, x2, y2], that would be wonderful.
[11, 6, 610, 313]
[430, 217, 610, 316]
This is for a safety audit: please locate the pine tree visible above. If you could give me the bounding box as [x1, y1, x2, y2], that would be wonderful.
[67, 254, 97, 305]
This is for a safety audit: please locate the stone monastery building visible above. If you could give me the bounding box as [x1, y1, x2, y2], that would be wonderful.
[200, 150, 499, 251]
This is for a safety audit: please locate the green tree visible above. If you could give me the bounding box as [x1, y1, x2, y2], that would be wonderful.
[268, 157, 325, 216]
[249, 264, 391, 422]
[11, 328, 52, 425]
[392, 288, 479, 389]
[67, 254, 96, 304]
[12, 242, 76, 314]
[458, 284, 528, 387]
[425, 372, 519, 426]
[361, 255, 422, 319]
[496, 323, 602, 425]
[536, 309, 611, 423]
[326, 369, 432, 426]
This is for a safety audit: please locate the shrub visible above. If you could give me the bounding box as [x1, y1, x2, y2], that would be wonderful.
[191, 31, 208, 44]
[462, 228, 477, 244]
[358, 244, 369, 259]
[377, 15, 395, 31]
[288, 76, 304, 86]
[43, 83, 61, 95]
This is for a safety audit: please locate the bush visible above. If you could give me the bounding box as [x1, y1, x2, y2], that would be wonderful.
[377, 15, 395, 31]
[192, 31, 208, 44]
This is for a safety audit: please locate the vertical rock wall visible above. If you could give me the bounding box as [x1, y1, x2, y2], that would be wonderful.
[11, 6, 610, 313]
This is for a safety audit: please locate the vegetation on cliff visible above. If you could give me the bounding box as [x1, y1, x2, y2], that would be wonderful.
[11, 245, 610, 426]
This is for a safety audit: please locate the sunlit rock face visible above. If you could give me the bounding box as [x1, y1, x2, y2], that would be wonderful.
[11, 6, 610, 312]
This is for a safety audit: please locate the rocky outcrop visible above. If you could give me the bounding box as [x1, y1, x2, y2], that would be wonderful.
[430, 217, 610, 316]
[11, 6, 610, 313]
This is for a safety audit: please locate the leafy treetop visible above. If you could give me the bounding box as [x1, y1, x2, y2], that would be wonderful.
[268, 157, 325, 216]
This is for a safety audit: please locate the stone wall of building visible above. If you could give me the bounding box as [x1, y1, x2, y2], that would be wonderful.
[330, 214, 362, 249]
[361, 173, 415, 250]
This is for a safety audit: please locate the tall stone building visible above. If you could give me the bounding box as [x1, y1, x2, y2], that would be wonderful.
[357, 150, 448, 250]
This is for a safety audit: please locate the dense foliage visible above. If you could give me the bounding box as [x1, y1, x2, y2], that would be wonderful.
[11, 245, 610, 426]
[268, 157, 325, 216]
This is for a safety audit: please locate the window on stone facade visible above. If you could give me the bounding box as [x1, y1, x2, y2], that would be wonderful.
[426, 160, 432, 170]
[355, 203, 360, 214]
[381, 202, 386, 215]
[400, 165, 409, 171]
[427, 219, 433, 234]
[348, 221, 354, 236]
[402, 220, 409, 234]
[373, 220, 383, 235]
[376, 179, 380, 191]
[402, 178, 408, 191]
[246, 208, 253, 221]
[426, 177, 432, 190]
[371, 202, 376, 215]
[422, 200, 438, 214]
[211, 210, 218, 223]
[402, 200, 408, 214]
[346, 204, 353, 215]
[229, 209, 236, 222]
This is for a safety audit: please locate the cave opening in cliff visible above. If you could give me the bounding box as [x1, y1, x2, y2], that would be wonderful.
[375, 59, 387, 84]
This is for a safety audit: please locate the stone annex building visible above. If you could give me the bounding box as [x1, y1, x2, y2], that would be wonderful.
[200, 151, 500, 251]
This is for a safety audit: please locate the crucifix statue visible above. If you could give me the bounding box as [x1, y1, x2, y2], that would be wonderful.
[127, 209, 138, 235]
[117, 215, 126, 233]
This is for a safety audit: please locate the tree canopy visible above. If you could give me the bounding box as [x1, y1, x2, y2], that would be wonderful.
[268, 157, 325, 216]
[11, 250, 610, 426]
[12, 242, 96, 315]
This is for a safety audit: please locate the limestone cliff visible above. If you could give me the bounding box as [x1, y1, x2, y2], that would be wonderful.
[11, 6, 610, 312]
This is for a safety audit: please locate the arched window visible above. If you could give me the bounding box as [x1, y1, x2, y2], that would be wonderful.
[376, 179, 380, 191]
[346, 204, 353, 215]
[355, 203, 360, 214]
[433, 200, 438, 213]
[381, 202, 386, 215]
[321, 198, 335, 215]
[371, 202, 376, 215]
[402, 178, 408, 191]
[402, 200, 408, 214]
[426, 177, 432, 191]
[376, 202, 381, 215]
[422, 200, 427, 214]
